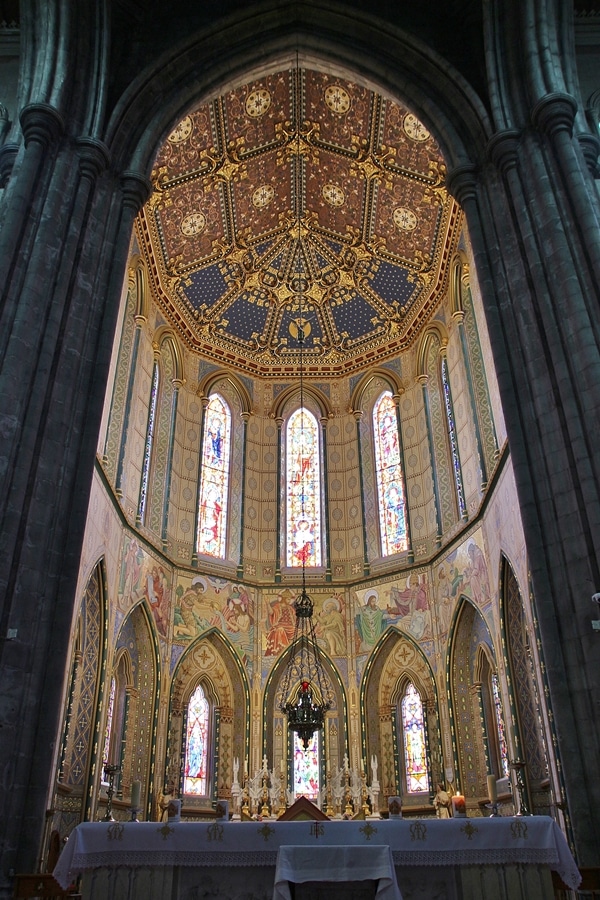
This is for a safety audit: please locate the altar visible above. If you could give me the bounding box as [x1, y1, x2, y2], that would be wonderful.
[53, 817, 580, 900]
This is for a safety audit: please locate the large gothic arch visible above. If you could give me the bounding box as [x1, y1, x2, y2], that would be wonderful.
[1, 2, 600, 885]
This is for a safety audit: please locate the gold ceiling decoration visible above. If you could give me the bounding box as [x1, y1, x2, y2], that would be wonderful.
[138, 68, 462, 377]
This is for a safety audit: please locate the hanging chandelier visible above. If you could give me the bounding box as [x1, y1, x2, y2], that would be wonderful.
[278, 59, 333, 751]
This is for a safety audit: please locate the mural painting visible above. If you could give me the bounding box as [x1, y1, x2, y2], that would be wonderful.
[354, 575, 432, 654]
[117, 535, 172, 639]
[436, 529, 492, 638]
[263, 589, 347, 658]
[173, 575, 254, 674]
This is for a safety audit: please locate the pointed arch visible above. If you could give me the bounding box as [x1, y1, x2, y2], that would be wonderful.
[448, 596, 500, 802]
[263, 640, 347, 785]
[360, 627, 439, 810]
[499, 555, 549, 812]
[54, 559, 108, 837]
[167, 629, 249, 804]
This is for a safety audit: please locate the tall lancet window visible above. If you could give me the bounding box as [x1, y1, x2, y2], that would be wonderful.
[491, 673, 510, 777]
[197, 393, 231, 558]
[441, 358, 467, 519]
[401, 682, 430, 793]
[184, 684, 210, 795]
[373, 391, 407, 556]
[292, 731, 320, 801]
[286, 407, 322, 567]
[138, 362, 159, 522]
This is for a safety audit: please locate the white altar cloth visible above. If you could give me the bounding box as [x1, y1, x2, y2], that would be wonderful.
[53, 816, 580, 891]
[273, 845, 402, 900]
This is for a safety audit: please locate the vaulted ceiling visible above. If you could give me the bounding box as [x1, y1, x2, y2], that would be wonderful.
[139, 68, 463, 377]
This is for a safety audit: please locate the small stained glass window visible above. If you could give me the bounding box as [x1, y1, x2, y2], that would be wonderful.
[102, 676, 116, 768]
[373, 391, 407, 556]
[401, 682, 430, 793]
[492, 673, 510, 777]
[286, 408, 322, 567]
[293, 731, 320, 801]
[184, 684, 209, 795]
[197, 393, 231, 558]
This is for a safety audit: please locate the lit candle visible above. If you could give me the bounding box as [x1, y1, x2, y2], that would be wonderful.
[487, 775, 498, 804]
[131, 780, 141, 809]
[451, 793, 466, 817]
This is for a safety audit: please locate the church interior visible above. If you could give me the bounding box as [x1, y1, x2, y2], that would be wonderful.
[0, 1, 599, 898]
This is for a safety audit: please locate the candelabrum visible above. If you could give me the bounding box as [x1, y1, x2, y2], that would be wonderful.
[344, 767, 353, 817]
[261, 771, 270, 818]
[241, 776, 250, 817]
[361, 770, 370, 817]
[102, 763, 122, 822]
[510, 760, 531, 816]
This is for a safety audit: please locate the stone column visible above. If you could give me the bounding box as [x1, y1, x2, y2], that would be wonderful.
[0, 100, 151, 880]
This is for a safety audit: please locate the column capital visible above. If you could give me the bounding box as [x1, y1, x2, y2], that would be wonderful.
[120, 170, 153, 213]
[445, 164, 479, 206]
[531, 92, 577, 138]
[76, 136, 111, 181]
[487, 130, 521, 175]
[19, 102, 64, 148]
[0, 142, 18, 186]
[577, 133, 600, 178]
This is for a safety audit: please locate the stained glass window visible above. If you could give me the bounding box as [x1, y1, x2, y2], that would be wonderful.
[401, 682, 430, 793]
[197, 393, 231, 558]
[373, 391, 408, 556]
[138, 362, 159, 522]
[102, 676, 116, 769]
[286, 408, 321, 567]
[441, 357, 467, 519]
[492, 673, 510, 777]
[293, 731, 320, 801]
[184, 683, 209, 795]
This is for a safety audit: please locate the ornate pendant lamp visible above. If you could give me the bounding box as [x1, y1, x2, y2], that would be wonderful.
[278, 60, 333, 750]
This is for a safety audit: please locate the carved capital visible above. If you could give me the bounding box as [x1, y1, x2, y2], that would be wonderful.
[445, 164, 479, 206]
[76, 137, 111, 181]
[577, 133, 600, 178]
[531, 92, 577, 138]
[120, 170, 153, 213]
[487, 130, 521, 175]
[0, 142, 18, 187]
[20, 102, 64, 148]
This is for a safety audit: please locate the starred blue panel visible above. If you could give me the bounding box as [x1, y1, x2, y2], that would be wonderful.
[255, 239, 275, 258]
[370, 261, 415, 307]
[220, 293, 270, 342]
[330, 291, 381, 341]
[183, 266, 228, 311]
[323, 239, 344, 255]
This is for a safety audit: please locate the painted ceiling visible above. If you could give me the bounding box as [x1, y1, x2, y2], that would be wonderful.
[140, 68, 462, 377]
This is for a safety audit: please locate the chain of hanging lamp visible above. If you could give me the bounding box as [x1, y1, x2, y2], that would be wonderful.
[278, 56, 332, 751]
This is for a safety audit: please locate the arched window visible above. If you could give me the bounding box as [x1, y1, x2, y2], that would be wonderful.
[441, 357, 467, 519]
[491, 673, 510, 777]
[286, 407, 322, 567]
[183, 684, 210, 795]
[197, 393, 232, 558]
[292, 731, 320, 802]
[137, 361, 159, 523]
[400, 682, 430, 793]
[373, 391, 407, 556]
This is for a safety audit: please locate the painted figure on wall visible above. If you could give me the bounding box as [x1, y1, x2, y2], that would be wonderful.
[464, 540, 491, 606]
[386, 574, 431, 640]
[316, 594, 346, 656]
[265, 590, 296, 656]
[355, 590, 387, 653]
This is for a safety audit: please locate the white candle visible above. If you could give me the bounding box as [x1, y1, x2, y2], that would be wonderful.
[487, 775, 498, 804]
[131, 780, 141, 808]
[280, 758, 285, 775]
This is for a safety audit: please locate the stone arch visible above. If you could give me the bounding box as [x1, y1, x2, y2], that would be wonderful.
[499, 554, 549, 813]
[104, 6, 491, 177]
[448, 595, 497, 802]
[109, 599, 160, 819]
[263, 640, 347, 781]
[361, 627, 439, 810]
[167, 629, 249, 803]
[53, 559, 108, 837]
